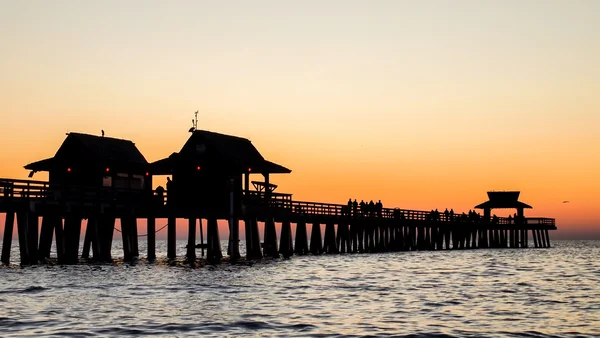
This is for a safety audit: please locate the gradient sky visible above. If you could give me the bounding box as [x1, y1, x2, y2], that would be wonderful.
[1, 1, 599, 239]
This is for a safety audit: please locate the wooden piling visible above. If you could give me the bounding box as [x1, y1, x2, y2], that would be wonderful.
[206, 218, 222, 263]
[1, 212, 15, 265]
[120, 218, 132, 262]
[199, 218, 205, 257]
[54, 217, 65, 262]
[167, 216, 176, 259]
[544, 230, 550, 248]
[27, 214, 39, 264]
[63, 216, 82, 264]
[147, 217, 156, 261]
[323, 223, 337, 254]
[16, 212, 30, 265]
[294, 221, 309, 255]
[279, 219, 293, 257]
[309, 222, 322, 255]
[99, 216, 115, 261]
[263, 216, 279, 258]
[38, 215, 55, 260]
[228, 218, 240, 261]
[187, 217, 196, 262]
[82, 219, 93, 259]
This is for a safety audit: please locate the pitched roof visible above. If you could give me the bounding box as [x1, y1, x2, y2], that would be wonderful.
[25, 132, 147, 171]
[149, 130, 291, 174]
[474, 191, 532, 209]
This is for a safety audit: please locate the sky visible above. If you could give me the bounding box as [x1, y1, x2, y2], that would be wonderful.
[0, 0, 599, 239]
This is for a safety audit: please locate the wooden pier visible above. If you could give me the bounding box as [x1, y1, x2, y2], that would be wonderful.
[0, 130, 557, 265]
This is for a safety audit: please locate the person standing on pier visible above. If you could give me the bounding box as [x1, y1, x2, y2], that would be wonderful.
[348, 198, 353, 216]
[369, 200, 375, 218]
[444, 208, 450, 221]
[376, 200, 383, 218]
[353, 199, 358, 217]
[359, 200, 365, 217]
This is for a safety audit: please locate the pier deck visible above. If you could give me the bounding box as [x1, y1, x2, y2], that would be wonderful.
[0, 177, 557, 265]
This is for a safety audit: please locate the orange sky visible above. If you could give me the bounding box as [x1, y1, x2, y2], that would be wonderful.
[0, 1, 599, 239]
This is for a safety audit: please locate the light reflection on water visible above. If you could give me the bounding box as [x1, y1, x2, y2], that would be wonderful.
[0, 240, 599, 337]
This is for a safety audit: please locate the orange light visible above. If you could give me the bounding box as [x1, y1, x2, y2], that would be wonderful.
[196, 166, 201, 171]
[145, 172, 149, 176]
[248, 168, 252, 172]
[67, 168, 71, 172]
[105, 168, 110, 172]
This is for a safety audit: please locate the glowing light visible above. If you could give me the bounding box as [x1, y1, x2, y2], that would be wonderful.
[248, 168, 252, 172]
[105, 168, 110, 172]
[145, 172, 149, 176]
[67, 168, 71, 172]
[196, 166, 201, 171]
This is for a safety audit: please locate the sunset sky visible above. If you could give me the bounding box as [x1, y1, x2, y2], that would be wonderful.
[1, 1, 598, 239]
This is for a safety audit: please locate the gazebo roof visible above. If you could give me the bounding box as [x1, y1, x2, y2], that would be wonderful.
[25, 132, 147, 172]
[148, 130, 291, 175]
[474, 191, 532, 209]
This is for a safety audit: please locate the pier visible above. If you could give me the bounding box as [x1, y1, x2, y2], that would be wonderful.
[0, 130, 557, 265]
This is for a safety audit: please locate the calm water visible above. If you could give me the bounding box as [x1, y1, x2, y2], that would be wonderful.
[1, 240, 599, 337]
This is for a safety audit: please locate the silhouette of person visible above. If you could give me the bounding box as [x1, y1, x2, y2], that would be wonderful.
[376, 200, 383, 218]
[359, 200, 365, 217]
[347, 198, 353, 216]
[369, 200, 375, 218]
[449, 208, 454, 221]
[352, 199, 358, 217]
[444, 208, 449, 221]
[508, 214, 513, 224]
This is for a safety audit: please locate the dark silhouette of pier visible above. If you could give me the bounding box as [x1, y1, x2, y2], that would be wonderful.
[0, 130, 556, 265]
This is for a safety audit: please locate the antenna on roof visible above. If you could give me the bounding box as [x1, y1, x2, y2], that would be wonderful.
[188, 110, 198, 132]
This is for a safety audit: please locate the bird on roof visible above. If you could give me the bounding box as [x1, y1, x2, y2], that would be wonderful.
[101, 130, 105, 137]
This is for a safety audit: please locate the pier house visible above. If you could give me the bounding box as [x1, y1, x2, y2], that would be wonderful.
[24, 132, 150, 192]
[149, 130, 291, 217]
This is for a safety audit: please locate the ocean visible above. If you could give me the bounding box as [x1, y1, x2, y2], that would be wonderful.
[0, 240, 598, 337]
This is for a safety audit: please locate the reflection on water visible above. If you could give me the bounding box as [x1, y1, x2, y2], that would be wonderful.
[0, 240, 599, 337]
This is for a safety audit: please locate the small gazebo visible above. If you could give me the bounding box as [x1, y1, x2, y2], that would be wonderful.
[474, 191, 532, 223]
[148, 130, 291, 217]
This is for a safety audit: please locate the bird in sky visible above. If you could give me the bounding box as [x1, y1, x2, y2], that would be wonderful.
[562, 201, 569, 203]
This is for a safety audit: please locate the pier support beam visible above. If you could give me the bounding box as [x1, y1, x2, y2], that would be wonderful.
[279, 219, 293, 257]
[63, 216, 82, 264]
[294, 221, 309, 255]
[38, 215, 55, 261]
[263, 216, 279, 258]
[98, 216, 114, 262]
[323, 223, 337, 254]
[310, 223, 322, 255]
[16, 212, 30, 265]
[544, 230, 551, 248]
[206, 218, 222, 263]
[187, 217, 196, 263]
[147, 217, 156, 261]
[82, 218, 94, 259]
[245, 218, 263, 259]
[228, 218, 240, 261]
[167, 217, 176, 259]
[1, 212, 15, 265]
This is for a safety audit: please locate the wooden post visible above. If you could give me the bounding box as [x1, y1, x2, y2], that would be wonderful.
[27, 213, 39, 264]
[544, 229, 550, 248]
[532, 229, 538, 248]
[147, 217, 156, 261]
[279, 219, 293, 258]
[206, 218, 222, 263]
[1, 212, 15, 265]
[120, 218, 132, 262]
[55, 218, 65, 263]
[263, 216, 278, 258]
[82, 219, 93, 259]
[199, 218, 205, 257]
[90, 217, 101, 260]
[228, 178, 240, 261]
[309, 222, 322, 255]
[294, 221, 309, 255]
[167, 216, 176, 259]
[187, 217, 196, 263]
[323, 223, 337, 254]
[63, 216, 82, 264]
[131, 218, 139, 258]
[16, 212, 30, 265]
[38, 215, 55, 260]
[100, 216, 115, 262]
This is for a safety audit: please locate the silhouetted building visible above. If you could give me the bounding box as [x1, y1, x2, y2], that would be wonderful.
[24, 132, 150, 191]
[474, 191, 532, 222]
[148, 130, 290, 216]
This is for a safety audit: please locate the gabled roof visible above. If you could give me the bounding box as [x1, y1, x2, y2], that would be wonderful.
[25, 132, 147, 172]
[474, 191, 532, 209]
[149, 130, 291, 174]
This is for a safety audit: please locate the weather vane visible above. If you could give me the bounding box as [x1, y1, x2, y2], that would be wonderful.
[189, 110, 198, 132]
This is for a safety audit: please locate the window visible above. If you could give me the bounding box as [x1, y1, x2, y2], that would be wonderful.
[131, 175, 145, 190]
[102, 176, 112, 188]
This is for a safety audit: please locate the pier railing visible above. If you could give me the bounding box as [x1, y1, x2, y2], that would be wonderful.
[0, 177, 555, 228]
